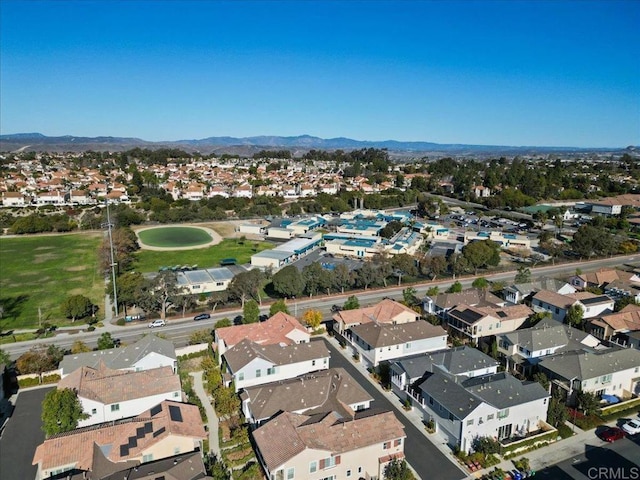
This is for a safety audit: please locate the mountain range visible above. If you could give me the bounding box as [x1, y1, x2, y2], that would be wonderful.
[0, 132, 634, 157]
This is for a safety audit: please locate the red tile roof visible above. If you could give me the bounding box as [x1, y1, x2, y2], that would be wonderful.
[216, 312, 308, 350]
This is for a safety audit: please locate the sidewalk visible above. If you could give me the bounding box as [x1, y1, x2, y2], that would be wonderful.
[190, 371, 220, 457]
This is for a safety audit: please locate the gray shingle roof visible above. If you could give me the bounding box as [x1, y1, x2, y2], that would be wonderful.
[538, 347, 640, 382]
[59, 334, 176, 375]
[501, 317, 597, 352]
[350, 320, 446, 348]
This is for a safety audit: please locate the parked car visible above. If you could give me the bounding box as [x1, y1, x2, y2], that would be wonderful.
[149, 319, 166, 328]
[331, 305, 342, 313]
[599, 427, 625, 442]
[622, 419, 640, 435]
[194, 313, 211, 321]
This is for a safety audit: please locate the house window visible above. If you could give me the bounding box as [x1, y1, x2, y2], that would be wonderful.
[173, 391, 180, 397]
[320, 456, 340, 469]
[111, 404, 120, 412]
[347, 470, 352, 477]
[267, 367, 276, 375]
[406, 343, 411, 348]
[449, 412, 454, 421]
[394, 438, 402, 447]
[497, 408, 509, 419]
[174, 446, 180, 454]
[429, 396, 434, 406]
[467, 419, 474, 426]
[142, 454, 153, 463]
[383, 441, 391, 450]
[312, 360, 316, 366]
[487, 414, 494, 420]
[238, 372, 244, 381]
[91, 408, 97, 415]
[256, 369, 261, 377]
[310, 461, 317, 473]
[287, 467, 295, 480]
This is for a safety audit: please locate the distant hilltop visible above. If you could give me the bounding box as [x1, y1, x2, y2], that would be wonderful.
[0, 132, 636, 157]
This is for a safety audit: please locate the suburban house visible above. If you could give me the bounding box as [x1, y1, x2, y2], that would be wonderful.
[503, 277, 576, 305]
[423, 288, 505, 318]
[58, 363, 183, 427]
[568, 268, 639, 290]
[32, 401, 206, 480]
[332, 299, 420, 336]
[531, 290, 614, 323]
[603, 278, 640, 304]
[2, 191, 28, 206]
[445, 303, 533, 345]
[497, 317, 602, 374]
[215, 312, 310, 355]
[589, 304, 640, 348]
[348, 320, 448, 367]
[391, 348, 548, 453]
[241, 367, 373, 425]
[390, 346, 500, 393]
[252, 409, 406, 480]
[463, 231, 531, 250]
[176, 266, 235, 294]
[59, 334, 177, 377]
[222, 339, 330, 392]
[538, 347, 640, 404]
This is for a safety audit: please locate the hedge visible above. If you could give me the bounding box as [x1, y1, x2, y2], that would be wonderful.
[499, 428, 558, 455]
[598, 398, 640, 418]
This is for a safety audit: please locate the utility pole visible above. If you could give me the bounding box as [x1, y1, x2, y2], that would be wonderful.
[103, 202, 119, 317]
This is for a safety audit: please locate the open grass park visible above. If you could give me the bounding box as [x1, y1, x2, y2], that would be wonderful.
[0, 230, 274, 332]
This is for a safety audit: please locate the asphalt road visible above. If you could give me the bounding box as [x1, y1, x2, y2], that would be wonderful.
[316, 337, 466, 480]
[536, 432, 640, 479]
[4, 254, 639, 360]
[0, 386, 54, 480]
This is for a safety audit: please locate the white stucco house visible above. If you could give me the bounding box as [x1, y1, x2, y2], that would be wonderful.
[222, 339, 330, 392]
[57, 364, 183, 427]
[531, 290, 614, 323]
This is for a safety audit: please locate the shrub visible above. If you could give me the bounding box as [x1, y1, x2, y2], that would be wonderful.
[116, 318, 126, 326]
[87, 326, 96, 332]
[42, 373, 61, 384]
[18, 377, 40, 388]
[557, 423, 574, 439]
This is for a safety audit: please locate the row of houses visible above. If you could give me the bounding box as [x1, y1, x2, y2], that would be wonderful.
[32, 335, 209, 480]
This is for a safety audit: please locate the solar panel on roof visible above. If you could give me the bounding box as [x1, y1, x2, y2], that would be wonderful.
[169, 405, 183, 422]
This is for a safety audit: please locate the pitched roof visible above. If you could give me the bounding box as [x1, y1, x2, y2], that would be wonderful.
[33, 401, 206, 472]
[243, 368, 372, 422]
[432, 289, 503, 310]
[392, 346, 498, 380]
[98, 450, 207, 480]
[532, 290, 577, 309]
[60, 334, 176, 374]
[539, 348, 640, 381]
[58, 364, 180, 404]
[505, 276, 573, 296]
[448, 303, 533, 326]
[223, 339, 330, 372]
[578, 268, 633, 286]
[350, 320, 446, 348]
[333, 299, 419, 327]
[216, 312, 308, 349]
[501, 317, 600, 352]
[252, 409, 405, 471]
[592, 304, 640, 332]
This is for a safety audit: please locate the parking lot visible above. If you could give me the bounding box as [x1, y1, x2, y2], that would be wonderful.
[0, 386, 53, 480]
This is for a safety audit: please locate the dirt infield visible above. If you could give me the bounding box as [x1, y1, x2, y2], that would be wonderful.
[134, 225, 223, 251]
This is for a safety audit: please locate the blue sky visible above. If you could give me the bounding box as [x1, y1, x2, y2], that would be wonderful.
[1, 0, 638, 147]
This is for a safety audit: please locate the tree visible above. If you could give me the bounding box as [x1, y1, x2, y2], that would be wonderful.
[514, 266, 531, 284]
[137, 271, 183, 319]
[448, 252, 469, 279]
[302, 262, 325, 297]
[243, 300, 260, 324]
[215, 318, 232, 328]
[16, 345, 63, 375]
[427, 255, 447, 280]
[471, 277, 490, 290]
[42, 388, 89, 436]
[213, 385, 240, 418]
[533, 372, 550, 391]
[577, 390, 600, 416]
[425, 286, 439, 297]
[97, 332, 115, 350]
[271, 265, 305, 299]
[302, 309, 323, 330]
[472, 436, 501, 455]
[547, 390, 568, 427]
[228, 270, 263, 307]
[343, 295, 360, 310]
[565, 304, 584, 329]
[269, 299, 289, 316]
[189, 329, 214, 345]
[332, 263, 352, 294]
[383, 458, 416, 480]
[60, 294, 93, 322]
[462, 240, 500, 274]
[175, 293, 199, 318]
[111, 271, 144, 316]
[0, 348, 10, 366]
[71, 340, 91, 354]
[447, 281, 463, 293]
[402, 287, 418, 306]
[614, 296, 639, 312]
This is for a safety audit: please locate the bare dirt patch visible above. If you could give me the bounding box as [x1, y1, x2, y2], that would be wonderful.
[65, 265, 87, 272]
[33, 253, 61, 263]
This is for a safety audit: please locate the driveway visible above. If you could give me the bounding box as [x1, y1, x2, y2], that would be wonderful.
[0, 386, 53, 480]
[315, 338, 465, 480]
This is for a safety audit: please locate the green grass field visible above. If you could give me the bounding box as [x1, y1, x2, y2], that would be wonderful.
[0, 233, 104, 330]
[132, 238, 274, 273]
[137, 226, 213, 247]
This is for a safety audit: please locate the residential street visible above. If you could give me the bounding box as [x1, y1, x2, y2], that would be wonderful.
[0, 386, 53, 480]
[316, 337, 467, 480]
